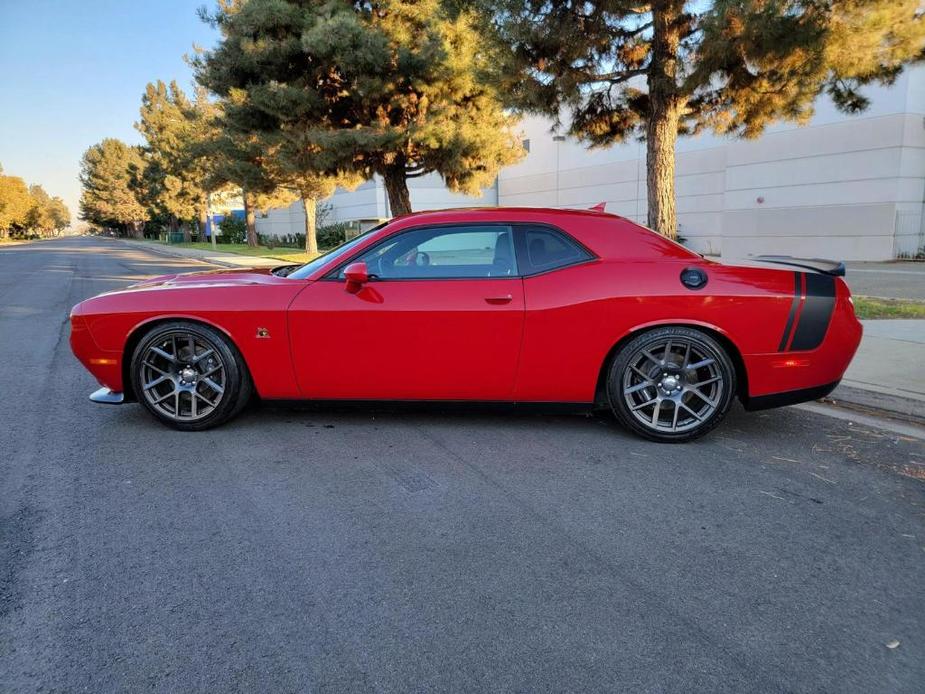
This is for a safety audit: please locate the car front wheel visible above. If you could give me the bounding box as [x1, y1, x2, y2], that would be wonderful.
[607, 326, 736, 442]
[130, 321, 252, 431]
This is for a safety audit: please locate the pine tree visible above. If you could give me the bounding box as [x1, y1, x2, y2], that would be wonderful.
[136, 81, 211, 242]
[195, 0, 523, 218]
[202, 127, 300, 247]
[79, 139, 149, 236]
[487, 0, 925, 238]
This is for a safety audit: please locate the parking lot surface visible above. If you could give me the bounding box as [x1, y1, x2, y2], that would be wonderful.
[1, 237, 923, 692]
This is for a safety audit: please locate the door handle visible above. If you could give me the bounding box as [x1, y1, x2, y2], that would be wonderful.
[484, 295, 513, 305]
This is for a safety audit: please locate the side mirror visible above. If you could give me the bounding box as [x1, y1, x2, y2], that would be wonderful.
[344, 261, 369, 291]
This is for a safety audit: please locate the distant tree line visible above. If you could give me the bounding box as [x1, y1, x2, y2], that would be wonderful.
[79, 0, 925, 250]
[0, 163, 71, 240]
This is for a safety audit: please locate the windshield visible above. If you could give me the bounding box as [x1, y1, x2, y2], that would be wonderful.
[285, 222, 387, 280]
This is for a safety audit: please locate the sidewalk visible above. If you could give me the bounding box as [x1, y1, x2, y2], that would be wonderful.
[829, 320, 925, 423]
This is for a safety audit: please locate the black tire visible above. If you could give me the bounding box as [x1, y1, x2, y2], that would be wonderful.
[606, 326, 736, 443]
[130, 321, 252, 431]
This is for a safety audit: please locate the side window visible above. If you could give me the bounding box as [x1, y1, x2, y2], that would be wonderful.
[344, 225, 517, 279]
[519, 225, 592, 274]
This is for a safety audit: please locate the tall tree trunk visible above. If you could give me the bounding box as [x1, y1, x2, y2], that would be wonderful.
[169, 215, 179, 238]
[645, 3, 682, 239]
[383, 162, 412, 217]
[244, 193, 258, 247]
[198, 200, 208, 241]
[182, 221, 192, 244]
[302, 196, 318, 255]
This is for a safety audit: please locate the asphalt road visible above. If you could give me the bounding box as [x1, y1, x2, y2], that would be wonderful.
[1, 237, 924, 693]
[844, 262, 925, 301]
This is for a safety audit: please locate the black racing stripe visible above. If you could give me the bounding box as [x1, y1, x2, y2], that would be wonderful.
[777, 271, 802, 352]
[790, 273, 836, 351]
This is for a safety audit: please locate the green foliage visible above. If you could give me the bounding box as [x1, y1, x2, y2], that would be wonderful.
[79, 138, 148, 233]
[218, 215, 247, 244]
[195, 0, 523, 217]
[256, 223, 348, 251]
[852, 296, 925, 320]
[136, 81, 218, 237]
[25, 185, 70, 236]
[0, 174, 33, 237]
[484, 0, 925, 235]
[491, 0, 925, 141]
[316, 222, 350, 250]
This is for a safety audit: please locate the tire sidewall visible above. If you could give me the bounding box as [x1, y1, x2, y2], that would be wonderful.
[130, 321, 248, 431]
[607, 327, 736, 442]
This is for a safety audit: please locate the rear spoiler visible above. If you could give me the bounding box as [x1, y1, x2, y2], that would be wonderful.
[752, 255, 846, 277]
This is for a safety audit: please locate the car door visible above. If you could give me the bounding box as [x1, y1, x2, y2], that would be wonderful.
[288, 224, 525, 400]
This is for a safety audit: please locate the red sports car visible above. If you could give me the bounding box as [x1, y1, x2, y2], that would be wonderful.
[70, 207, 862, 442]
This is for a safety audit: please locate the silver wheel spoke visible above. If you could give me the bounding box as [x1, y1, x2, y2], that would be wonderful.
[196, 388, 219, 408]
[687, 357, 715, 370]
[693, 376, 720, 388]
[192, 348, 214, 364]
[650, 398, 662, 425]
[631, 397, 657, 412]
[202, 377, 224, 394]
[671, 402, 680, 430]
[152, 388, 175, 405]
[641, 350, 662, 367]
[150, 346, 177, 364]
[679, 400, 705, 421]
[624, 380, 653, 395]
[143, 361, 170, 376]
[686, 387, 717, 407]
[143, 375, 170, 391]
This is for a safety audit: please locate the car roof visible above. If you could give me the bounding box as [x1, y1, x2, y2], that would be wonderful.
[388, 206, 623, 224]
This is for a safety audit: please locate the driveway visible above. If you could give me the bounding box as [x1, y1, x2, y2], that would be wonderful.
[1, 237, 923, 692]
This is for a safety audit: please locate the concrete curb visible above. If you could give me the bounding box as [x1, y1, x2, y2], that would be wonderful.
[823, 384, 925, 426]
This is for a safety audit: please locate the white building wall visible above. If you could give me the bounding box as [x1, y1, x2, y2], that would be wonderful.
[258, 67, 925, 260]
[501, 67, 925, 260]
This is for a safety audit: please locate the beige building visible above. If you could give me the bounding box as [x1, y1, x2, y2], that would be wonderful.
[257, 67, 925, 260]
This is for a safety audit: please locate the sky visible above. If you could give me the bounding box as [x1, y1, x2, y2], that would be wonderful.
[0, 0, 219, 224]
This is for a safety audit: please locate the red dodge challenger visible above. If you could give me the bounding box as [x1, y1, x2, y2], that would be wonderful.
[70, 207, 862, 442]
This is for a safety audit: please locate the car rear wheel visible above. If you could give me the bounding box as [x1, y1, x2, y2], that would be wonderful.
[607, 326, 736, 442]
[130, 321, 252, 431]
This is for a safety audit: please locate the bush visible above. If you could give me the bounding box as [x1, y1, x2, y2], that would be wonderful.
[317, 222, 350, 249]
[218, 215, 246, 244]
[253, 222, 350, 251]
[257, 232, 305, 249]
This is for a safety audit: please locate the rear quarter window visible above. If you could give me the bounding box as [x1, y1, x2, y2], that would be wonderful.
[518, 225, 593, 275]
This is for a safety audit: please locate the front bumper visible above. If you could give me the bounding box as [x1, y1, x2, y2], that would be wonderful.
[69, 312, 124, 392]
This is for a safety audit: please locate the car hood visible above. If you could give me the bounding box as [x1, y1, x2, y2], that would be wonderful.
[124, 266, 292, 291]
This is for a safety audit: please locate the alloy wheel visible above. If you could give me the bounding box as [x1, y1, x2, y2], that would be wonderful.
[139, 331, 226, 422]
[621, 337, 725, 434]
